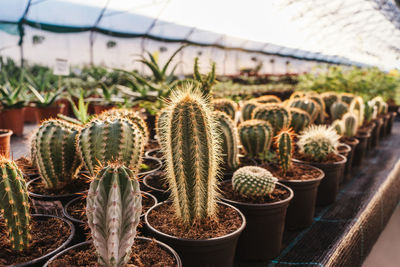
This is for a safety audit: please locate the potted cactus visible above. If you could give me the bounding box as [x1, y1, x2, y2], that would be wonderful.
[145, 88, 246, 267]
[212, 98, 237, 121]
[0, 84, 26, 136]
[353, 100, 374, 166]
[0, 128, 13, 158]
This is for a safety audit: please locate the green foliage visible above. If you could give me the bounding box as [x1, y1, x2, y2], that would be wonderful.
[58, 90, 93, 125]
[232, 166, 277, 197]
[212, 98, 237, 120]
[193, 57, 216, 98]
[27, 84, 64, 108]
[0, 84, 26, 109]
[252, 105, 291, 135]
[238, 119, 273, 158]
[275, 129, 294, 176]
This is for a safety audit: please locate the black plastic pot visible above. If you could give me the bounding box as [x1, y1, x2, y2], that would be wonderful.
[380, 113, 391, 138]
[337, 143, 351, 184]
[341, 138, 359, 177]
[387, 112, 397, 134]
[371, 118, 383, 148]
[145, 201, 246, 267]
[141, 171, 169, 202]
[9, 214, 75, 267]
[43, 237, 182, 267]
[353, 132, 371, 166]
[293, 154, 347, 206]
[138, 156, 162, 178]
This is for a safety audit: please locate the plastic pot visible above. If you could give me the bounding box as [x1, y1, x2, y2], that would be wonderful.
[387, 112, 397, 135]
[337, 143, 351, 184]
[353, 132, 371, 166]
[142, 171, 169, 202]
[138, 156, 162, 178]
[1, 108, 25, 136]
[341, 138, 359, 177]
[24, 106, 39, 123]
[371, 118, 383, 148]
[0, 129, 13, 158]
[145, 201, 246, 267]
[35, 105, 61, 122]
[380, 113, 391, 138]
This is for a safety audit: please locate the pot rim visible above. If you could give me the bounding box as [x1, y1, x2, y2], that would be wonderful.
[276, 162, 325, 184]
[293, 153, 347, 166]
[0, 129, 13, 137]
[143, 171, 167, 194]
[27, 177, 88, 199]
[338, 143, 351, 154]
[138, 156, 162, 177]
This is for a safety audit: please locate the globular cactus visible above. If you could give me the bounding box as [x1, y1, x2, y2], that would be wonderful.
[160, 88, 220, 225]
[32, 119, 82, 189]
[212, 98, 237, 121]
[290, 91, 306, 100]
[298, 125, 340, 162]
[252, 104, 291, 135]
[321, 92, 339, 114]
[342, 112, 358, 138]
[77, 118, 145, 176]
[275, 129, 294, 176]
[309, 94, 326, 124]
[254, 95, 281, 104]
[238, 119, 273, 158]
[371, 96, 387, 115]
[214, 111, 240, 170]
[289, 108, 311, 133]
[349, 96, 365, 127]
[364, 101, 375, 124]
[0, 157, 30, 251]
[241, 100, 259, 121]
[232, 166, 278, 197]
[331, 119, 344, 135]
[330, 101, 349, 121]
[289, 98, 320, 122]
[86, 163, 142, 267]
[340, 93, 355, 105]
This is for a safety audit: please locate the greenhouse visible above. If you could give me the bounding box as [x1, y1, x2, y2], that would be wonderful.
[0, 0, 399, 266]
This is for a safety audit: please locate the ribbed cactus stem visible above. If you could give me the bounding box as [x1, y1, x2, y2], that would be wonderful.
[0, 157, 30, 251]
[241, 100, 258, 121]
[252, 105, 291, 135]
[254, 95, 281, 104]
[155, 108, 169, 147]
[349, 97, 365, 127]
[289, 98, 319, 122]
[321, 92, 339, 114]
[340, 93, 355, 105]
[238, 119, 273, 158]
[342, 112, 358, 138]
[232, 166, 277, 197]
[86, 164, 142, 267]
[330, 101, 349, 121]
[309, 94, 326, 123]
[331, 120, 344, 136]
[275, 129, 294, 176]
[289, 108, 311, 133]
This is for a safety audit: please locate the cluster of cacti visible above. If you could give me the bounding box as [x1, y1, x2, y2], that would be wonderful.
[159, 88, 220, 225]
[349, 96, 365, 127]
[371, 96, 388, 115]
[289, 98, 319, 122]
[364, 101, 375, 124]
[309, 94, 326, 123]
[252, 105, 291, 135]
[342, 112, 358, 138]
[214, 111, 240, 170]
[321, 92, 339, 114]
[193, 57, 216, 98]
[331, 119, 344, 135]
[31, 119, 82, 189]
[86, 163, 142, 267]
[290, 91, 306, 99]
[212, 98, 237, 120]
[232, 166, 278, 197]
[254, 95, 281, 104]
[297, 125, 340, 162]
[238, 119, 273, 158]
[289, 107, 311, 133]
[340, 93, 355, 105]
[241, 100, 259, 121]
[0, 157, 30, 251]
[330, 101, 349, 121]
[275, 129, 294, 176]
[77, 117, 145, 176]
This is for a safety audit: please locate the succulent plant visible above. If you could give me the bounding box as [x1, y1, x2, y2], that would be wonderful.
[86, 163, 142, 267]
[159, 88, 220, 225]
[331, 119, 344, 135]
[364, 101, 375, 124]
[214, 111, 240, 170]
[254, 95, 281, 104]
[77, 118, 145, 176]
[32, 119, 82, 189]
[340, 93, 355, 105]
[342, 112, 358, 138]
[349, 97, 365, 127]
[212, 98, 237, 121]
[298, 125, 340, 162]
[309, 94, 326, 123]
[330, 101, 349, 121]
[275, 129, 294, 176]
[321, 92, 339, 114]
[155, 107, 169, 147]
[232, 166, 278, 197]
[241, 100, 259, 121]
[289, 98, 319, 122]
[252, 104, 291, 135]
[238, 119, 273, 158]
[0, 157, 30, 251]
[290, 91, 306, 100]
[289, 107, 311, 133]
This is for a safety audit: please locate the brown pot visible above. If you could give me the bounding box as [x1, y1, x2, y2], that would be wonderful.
[92, 104, 114, 115]
[1, 108, 25, 136]
[35, 105, 61, 122]
[55, 99, 70, 116]
[24, 105, 39, 123]
[0, 129, 13, 158]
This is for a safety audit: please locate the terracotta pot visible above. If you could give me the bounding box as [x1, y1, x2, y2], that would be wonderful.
[92, 104, 114, 115]
[0, 129, 13, 158]
[55, 99, 70, 116]
[24, 106, 39, 123]
[35, 105, 61, 122]
[1, 108, 25, 136]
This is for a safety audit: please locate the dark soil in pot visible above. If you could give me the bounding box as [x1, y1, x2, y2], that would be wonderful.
[139, 157, 162, 177]
[144, 140, 160, 154]
[353, 131, 371, 166]
[15, 157, 39, 180]
[142, 171, 169, 202]
[219, 181, 292, 260]
[340, 137, 359, 177]
[222, 155, 258, 180]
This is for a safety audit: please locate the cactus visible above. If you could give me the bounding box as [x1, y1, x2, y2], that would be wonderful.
[340, 93, 355, 105]
[330, 101, 349, 121]
[32, 119, 82, 189]
[155, 108, 169, 147]
[275, 129, 294, 176]
[254, 95, 281, 104]
[232, 166, 278, 197]
[364, 101, 374, 124]
[321, 92, 339, 114]
[290, 91, 306, 100]
[193, 57, 216, 98]
[289, 98, 320, 122]
[289, 108, 311, 133]
[77, 118, 145, 176]
[241, 100, 259, 121]
[159, 88, 220, 225]
[0, 157, 30, 251]
[212, 98, 237, 121]
[331, 119, 344, 135]
[238, 119, 273, 158]
[349, 96, 365, 127]
[86, 163, 142, 267]
[309, 94, 326, 123]
[298, 125, 340, 162]
[252, 104, 291, 135]
[214, 111, 240, 170]
[342, 112, 358, 138]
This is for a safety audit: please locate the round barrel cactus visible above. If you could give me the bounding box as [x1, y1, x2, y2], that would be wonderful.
[321, 92, 339, 114]
[232, 166, 278, 197]
[330, 101, 349, 121]
[238, 119, 273, 158]
[289, 108, 311, 133]
[254, 95, 281, 104]
[289, 98, 320, 122]
[252, 105, 291, 135]
[212, 98, 237, 121]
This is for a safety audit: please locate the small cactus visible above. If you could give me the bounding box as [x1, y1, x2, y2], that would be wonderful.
[86, 163, 142, 267]
[330, 101, 349, 121]
[0, 157, 30, 251]
[238, 119, 273, 158]
[289, 108, 311, 133]
[212, 98, 237, 121]
[342, 112, 358, 138]
[241, 100, 259, 121]
[289, 98, 320, 122]
[321, 92, 339, 114]
[349, 97, 365, 127]
[275, 129, 294, 176]
[232, 166, 278, 197]
[340, 93, 355, 105]
[254, 95, 281, 104]
[331, 119, 344, 135]
[252, 104, 291, 135]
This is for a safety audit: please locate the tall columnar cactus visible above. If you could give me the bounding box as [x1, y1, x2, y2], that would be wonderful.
[232, 166, 278, 197]
[212, 98, 237, 121]
[289, 98, 320, 123]
[238, 119, 273, 158]
[289, 108, 311, 133]
[309, 94, 326, 123]
[0, 157, 30, 251]
[252, 105, 291, 135]
[349, 96, 365, 127]
[254, 95, 281, 104]
[321, 92, 339, 114]
[32, 119, 82, 189]
[77, 118, 145, 176]
[275, 129, 294, 176]
[298, 125, 340, 162]
[331, 119, 344, 136]
[86, 164, 142, 267]
[330, 101, 349, 121]
[214, 111, 240, 170]
[342, 112, 358, 138]
[241, 100, 259, 121]
[160, 88, 220, 225]
[340, 93, 355, 105]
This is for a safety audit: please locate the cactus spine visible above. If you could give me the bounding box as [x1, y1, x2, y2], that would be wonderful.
[330, 101, 349, 121]
[77, 118, 145, 176]
[275, 129, 294, 176]
[238, 119, 273, 158]
[349, 97, 365, 127]
[241, 100, 258, 121]
[252, 105, 291, 135]
[155, 108, 169, 147]
[232, 166, 277, 197]
[289, 108, 311, 133]
[86, 164, 142, 267]
[254, 95, 281, 104]
[0, 157, 30, 251]
[342, 112, 358, 138]
[289, 98, 320, 122]
[212, 98, 237, 121]
[32, 120, 82, 189]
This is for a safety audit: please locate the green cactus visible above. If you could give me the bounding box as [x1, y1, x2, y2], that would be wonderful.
[32, 119, 82, 189]
[331, 119, 344, 136]
[275, 129, 294, 176]
[232, 166, 278, 197]
[289, 98, 320, 122]
[241, 100, 259, 121]
[252, 104, 291, 135]
[330, 101, 349, 121]
[86, 163, 142, 267]
[214, 111, 240, 170]
[340, 93, 355, 105]
[0, 157, 30, 251]
[321, 92, 339, 114]
[349, 96, 364, 127]
[159, 88, 220, 225]
[298, 125, 340, 162]
[254, 95, 281, 104]
[342, 112, 358, 138]
[309, 94, 326, 123]
[238, 119, 273, 158]
[155, 107, 169, 147]
[289, 107, 311, 133]
[193, 57, 216, 98]
[212, 98, 237, 121]
[77, 118, 145, 176]
[364, 101, 375, 124]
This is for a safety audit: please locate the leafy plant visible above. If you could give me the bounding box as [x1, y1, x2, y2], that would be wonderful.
[58, 91, 93, 125]
[27, 85, 64, 108]
[0, 84, 26, 109]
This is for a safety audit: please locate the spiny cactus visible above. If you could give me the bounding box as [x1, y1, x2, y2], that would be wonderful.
[349, 96, 365, 127]
[86, 163, 142, 267]
[32, 119, 82, 189]
[159, 87, 220, 225]
[238, 119, 273, 158]
[155, 108, 169, 147]
[193, 57, 216, 98]
[214, 111, 240, 170]
[321, 92, 339, 114]
[290, 91, 306, 100]
[252, 104, 291, 135]
[254, 95, 281, 104]
[275, 129, 294, 176]
[0, 157, 30, 251]
[331, 119, 344, 135]
[371, 96, 387, 115]
[241, 100, 259, 121]
[330, 101, 349, 121]
[364, 101, 375, 124]
[309, 94, 326, 123]
[289, 98, 320, 122]
[340, 93, 355, 105]
[342, 112, 358, 138]
[289, 108, 311, 133]
[77, 118, 145, 176]
[232, 166, 278, 197]
[212, 98, 237, 121]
